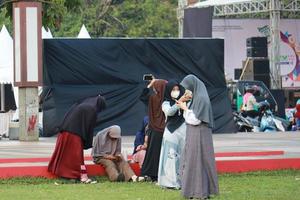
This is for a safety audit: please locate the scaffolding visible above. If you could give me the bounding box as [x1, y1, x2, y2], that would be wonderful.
[179, 0, 300, 89]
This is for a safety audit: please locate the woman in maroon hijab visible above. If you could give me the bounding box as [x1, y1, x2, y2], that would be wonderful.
[48, 95, 106, 183]
[140, 78, 167, 181]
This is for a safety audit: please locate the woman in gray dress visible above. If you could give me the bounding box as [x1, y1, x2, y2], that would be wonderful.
[176, 74, 219, 199]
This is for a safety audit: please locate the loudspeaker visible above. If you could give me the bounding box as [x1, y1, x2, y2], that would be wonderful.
[241, 59, 270, 88]
[234, 68, 242, 80]
[246, 37, 268, 58]
[246, 37, 267, 48]
[253, 59, 270, 88]
[253, 59, 270, 74]
[253, 74, 270, 89]
[247, 47, 268, 58]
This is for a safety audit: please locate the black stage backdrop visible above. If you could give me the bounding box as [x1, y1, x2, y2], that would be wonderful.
[43, 39, 237, 136]
[183, 7, 213, 37]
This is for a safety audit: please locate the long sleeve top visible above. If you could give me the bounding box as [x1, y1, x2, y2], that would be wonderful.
[183, 109, 201, 125]
[162, 101, 180, 117]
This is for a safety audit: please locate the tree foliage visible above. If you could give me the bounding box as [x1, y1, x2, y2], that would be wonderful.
[0, 0, 178, 37]
[55, 0, 178, 37]
[0, 7, 12, 32]
[2, 0, 299, 38]
[0, 0, 81, 30]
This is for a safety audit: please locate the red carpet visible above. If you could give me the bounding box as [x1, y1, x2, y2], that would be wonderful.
[0, 151, 299, 179]
[0, 150, 284, 164]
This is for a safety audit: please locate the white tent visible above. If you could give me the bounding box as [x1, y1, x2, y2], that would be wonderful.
[47, 28, 53, 38]
[42, 26, 53, 39]
[0, 25, 13, 84]
[190, 0, 252, 8]
[0, 25, 17, 135]
[77, 24, 91, 38]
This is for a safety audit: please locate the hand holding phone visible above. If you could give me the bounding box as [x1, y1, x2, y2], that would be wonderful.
[143, 74, 153, 81]
[175, 100, 188, 111]
[184, 90, 192, 99]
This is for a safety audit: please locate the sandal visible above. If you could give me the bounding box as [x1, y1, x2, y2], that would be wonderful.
[81, 178, 97, 184]
[131, 175, 145, 182]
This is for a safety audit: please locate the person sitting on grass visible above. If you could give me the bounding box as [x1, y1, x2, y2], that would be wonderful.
[132, 116, 149, 168]
[92, 125, 144, 182]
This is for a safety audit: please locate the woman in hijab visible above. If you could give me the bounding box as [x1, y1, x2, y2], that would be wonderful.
[92, 125, 141, 182]
[157, 80, 186, 189]
[132, 116, 149, 168]
[140, 78, 167, 181]
[48, 95, 106, 183]
[176, 75, 219, 199]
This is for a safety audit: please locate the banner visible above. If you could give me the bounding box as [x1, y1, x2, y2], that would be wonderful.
[213, 19, 300, 88]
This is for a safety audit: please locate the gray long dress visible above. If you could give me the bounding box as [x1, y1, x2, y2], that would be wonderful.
[180, 123, 219, 199]
[180, 74, 219, 199]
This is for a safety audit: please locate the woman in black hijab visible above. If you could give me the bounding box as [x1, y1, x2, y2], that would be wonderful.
[177, 75, 219, 199]
[157, 80, 186, 189]
[48, 95, 106, 183]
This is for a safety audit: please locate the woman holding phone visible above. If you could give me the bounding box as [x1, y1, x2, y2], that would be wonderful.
[140, 76, 167, 181]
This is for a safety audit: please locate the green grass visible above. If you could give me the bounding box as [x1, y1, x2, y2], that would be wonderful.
[0, 170, 300, 200]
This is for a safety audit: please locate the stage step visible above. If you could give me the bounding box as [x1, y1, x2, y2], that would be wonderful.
[1, 151, 299, 179]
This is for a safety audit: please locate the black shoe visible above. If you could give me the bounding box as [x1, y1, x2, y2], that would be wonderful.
[143, 175, 153, 182]
[116, 173, 125, 182]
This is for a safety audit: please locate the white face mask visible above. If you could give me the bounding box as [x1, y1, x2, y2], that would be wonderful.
[171, 90, 180, 99]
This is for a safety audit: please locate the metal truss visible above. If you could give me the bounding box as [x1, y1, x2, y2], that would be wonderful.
[282, 0, 300, 12]
[213, 0, 300, 16]
[214, 1, 269, 16]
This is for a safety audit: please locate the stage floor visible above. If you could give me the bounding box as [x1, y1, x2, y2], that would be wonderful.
[1, 132, 299, 159]
[0, 132, 300, 178]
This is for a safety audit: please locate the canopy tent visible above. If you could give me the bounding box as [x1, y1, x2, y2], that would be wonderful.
[0, 25, 18, 113]
[77, 24, 91, 38]
[47, 28, 53, 38]
[0, 25, 17, 136]
[42, 26, 53, 39]
[0, 25, 14, 84]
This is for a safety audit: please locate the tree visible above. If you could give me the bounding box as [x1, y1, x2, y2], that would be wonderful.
[55, 0, 178, 38]
[0, 0, 82, 32]
[0, 7, 12, 32]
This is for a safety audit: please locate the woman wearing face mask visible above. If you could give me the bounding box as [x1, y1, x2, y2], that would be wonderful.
[157, 80, 187, 189]
[176, 75, 219, 199]
[140, 77, 167, 181]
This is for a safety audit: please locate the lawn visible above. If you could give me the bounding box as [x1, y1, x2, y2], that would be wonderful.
[0, 170, 299, 200]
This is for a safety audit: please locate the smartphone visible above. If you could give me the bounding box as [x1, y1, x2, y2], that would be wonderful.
[143, 74, 153, 81]
[184, 90, 192, 99]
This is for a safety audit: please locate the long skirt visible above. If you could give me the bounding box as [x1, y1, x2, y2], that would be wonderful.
[157, 123, 186, 188]
[180, 124, 219, 199]
[141, 129, 163, 181]
[48, 131, 84, 179]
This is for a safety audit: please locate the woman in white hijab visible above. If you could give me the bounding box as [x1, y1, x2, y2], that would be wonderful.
[92, 125, 142, 182]
[176, 75, 219, 199]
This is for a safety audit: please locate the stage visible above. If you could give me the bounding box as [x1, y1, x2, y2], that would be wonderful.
[0, 132, 300, 179]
